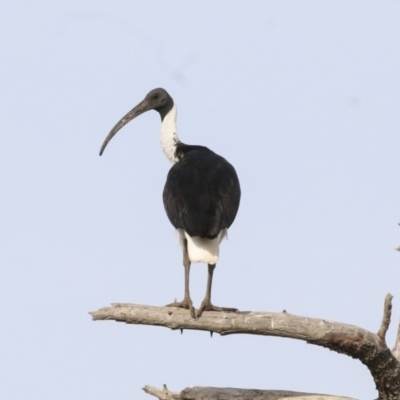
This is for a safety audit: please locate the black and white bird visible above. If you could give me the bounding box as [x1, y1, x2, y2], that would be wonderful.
[99, 88, 241, 318]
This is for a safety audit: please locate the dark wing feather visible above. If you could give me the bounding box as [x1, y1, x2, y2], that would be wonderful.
[163, 146, 240, 239]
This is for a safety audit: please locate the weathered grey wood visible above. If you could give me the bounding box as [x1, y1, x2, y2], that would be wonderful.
[143, 384, 181, 399]
[392, 319, 400, 361]
[143, 385, 356, 400]
[377, 294, 393, 340]
[90, 294, 400, 400]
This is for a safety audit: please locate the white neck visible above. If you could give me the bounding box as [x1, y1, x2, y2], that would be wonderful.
[160, 104, 179, 163]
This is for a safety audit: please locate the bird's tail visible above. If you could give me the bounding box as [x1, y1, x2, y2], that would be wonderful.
[178, 229, 227, 264]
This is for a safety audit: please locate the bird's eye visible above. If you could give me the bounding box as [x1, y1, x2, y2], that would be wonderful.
[153, 94, 158, 99]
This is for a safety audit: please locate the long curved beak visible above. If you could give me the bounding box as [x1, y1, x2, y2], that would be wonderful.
[99, 99, 151, 156]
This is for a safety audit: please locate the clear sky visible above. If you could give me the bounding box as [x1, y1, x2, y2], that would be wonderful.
[1, 1, 399, 399]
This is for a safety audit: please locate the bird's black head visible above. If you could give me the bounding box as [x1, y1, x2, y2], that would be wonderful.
[144, 88, 174, 120]
[99, 87, 174, 156]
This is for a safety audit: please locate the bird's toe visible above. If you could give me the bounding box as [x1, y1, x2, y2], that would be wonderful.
[196, 300, 238, 318]
[166, 299, 196, 318]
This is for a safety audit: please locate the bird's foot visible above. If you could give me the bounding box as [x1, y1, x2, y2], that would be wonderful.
[196, 299, 238, 319]
[166, 298, 195, 319]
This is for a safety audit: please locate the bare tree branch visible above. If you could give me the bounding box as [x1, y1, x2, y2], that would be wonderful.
[90, 295, 400, 400]
[143, 385, 357, 400]
[143, 384, 181, 399]
[393, 319, 400, 362]
[377, 293, 393, 341]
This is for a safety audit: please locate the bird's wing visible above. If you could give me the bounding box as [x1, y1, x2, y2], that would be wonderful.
[163, 151, 240, 238]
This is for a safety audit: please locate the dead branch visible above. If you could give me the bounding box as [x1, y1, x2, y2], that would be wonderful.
[143, 384, 181, 400]
[143, 384, 356, 400]
[90, 294, 400, 400]
[392, 319, 400, 361]
[377, 293, 393, 341]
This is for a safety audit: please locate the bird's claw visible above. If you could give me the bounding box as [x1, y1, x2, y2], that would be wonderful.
[196, 301, 238, 318]
[166, 299, 196, 319]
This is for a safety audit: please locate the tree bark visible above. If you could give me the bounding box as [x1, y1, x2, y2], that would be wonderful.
[90, 294, 400, 400]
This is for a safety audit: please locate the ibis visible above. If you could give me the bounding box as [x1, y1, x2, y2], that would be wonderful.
[100, 88, 241, 318]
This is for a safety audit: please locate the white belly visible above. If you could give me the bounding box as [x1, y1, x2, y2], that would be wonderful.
[178, 229, 227, 264]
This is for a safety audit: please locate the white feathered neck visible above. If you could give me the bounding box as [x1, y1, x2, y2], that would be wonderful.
[160, 104, 179, 163]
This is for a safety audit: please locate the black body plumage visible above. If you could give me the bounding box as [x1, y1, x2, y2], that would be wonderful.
[163, 143, 241, 239]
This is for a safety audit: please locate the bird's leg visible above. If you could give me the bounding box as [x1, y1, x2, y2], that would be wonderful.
[166, 239, 195, 318]
[196, 263, 238, 318]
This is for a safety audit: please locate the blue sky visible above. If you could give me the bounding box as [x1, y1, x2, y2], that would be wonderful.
[1, 1, 400, 399]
